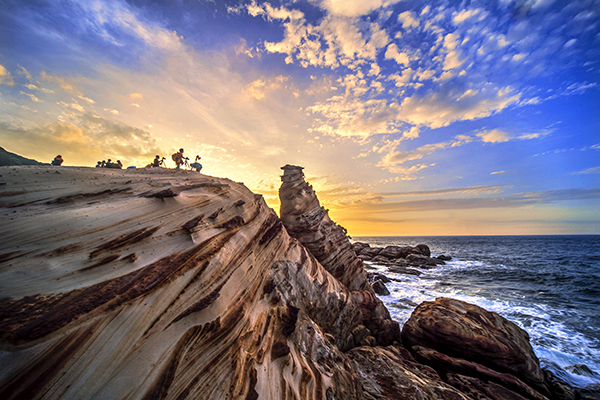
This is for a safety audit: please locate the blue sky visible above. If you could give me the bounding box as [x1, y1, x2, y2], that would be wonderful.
[1, 0, 599, 235]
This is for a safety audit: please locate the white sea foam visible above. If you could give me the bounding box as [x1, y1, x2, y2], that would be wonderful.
[368, 255, 600, 388]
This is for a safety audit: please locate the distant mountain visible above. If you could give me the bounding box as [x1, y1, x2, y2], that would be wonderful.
[0, 146, 45, 166]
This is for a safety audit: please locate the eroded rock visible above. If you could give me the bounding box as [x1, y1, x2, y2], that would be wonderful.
[402, 297, 552, 399]
[278, 164, 400, 346]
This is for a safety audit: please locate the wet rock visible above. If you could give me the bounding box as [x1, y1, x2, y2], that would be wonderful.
[415, 244, 431, 257]
[406, 253, 445, 266]
[372, 280, 390, 296]
[372, 255, 393, 264]
[402, 297, 552, 399]
[387, 265, 423, 276]
[348, 345, 471, 400]
[437, 254, 453, 261]
[367, 273, 391, 283]
[379, 245, 415, 259]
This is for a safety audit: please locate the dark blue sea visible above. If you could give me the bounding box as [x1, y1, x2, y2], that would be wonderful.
[353, 235, 600, 389]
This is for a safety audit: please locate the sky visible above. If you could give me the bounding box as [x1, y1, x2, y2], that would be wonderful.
[1, 0, 599, 236]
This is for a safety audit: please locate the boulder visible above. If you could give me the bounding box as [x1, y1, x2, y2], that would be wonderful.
[415, 244, 431, 257]
[406, 253, 445, 266]
[361, 246, 382, 258]
[379, 245, 414, 259]
[437, 254, 453, 261]
[402, 297, 551, 399]
[372, 280, 390, 296]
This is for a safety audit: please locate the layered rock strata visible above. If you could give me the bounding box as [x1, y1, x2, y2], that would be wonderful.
[278, 165, 400, 346]
[0, 166, 369, 399]
[0, 165, 586, 400]
[402, 298, 570, 400]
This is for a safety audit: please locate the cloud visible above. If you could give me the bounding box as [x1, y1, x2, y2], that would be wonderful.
[129, 93, 144, 100]
[104, 108, 120, 115]
[397, 85, 522, 129]
[344, 188, 600, 213]
[398, 11, 419, 29]
[40, 71, 78, 94]
[0, 114, 162, 166]
[244, 76, 291, 100]
[313, 0, 403, 17]
[573, 166, 600, 175]
[0, 65, 15, 86]
[243, 2, 390, 69]
[385, 43, 410, 66]
[377, 134, 473, 176]
[376, 185, 507, 197]
[20, 91, 43, 103]
[477, 128, 551, 143]
[477, 129, 510, 143]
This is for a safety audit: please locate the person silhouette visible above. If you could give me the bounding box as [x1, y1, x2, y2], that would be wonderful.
[51, 155, 63, 166]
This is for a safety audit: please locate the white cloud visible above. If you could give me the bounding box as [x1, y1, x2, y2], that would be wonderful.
[0, 64, 15, 86]
[78, 95, 96, 104]
[452, 8, 486, 25]
[385, 43, 410, 66]
[398, 11, 419, 29]
[377, 135, 472, 176]
[20, 91, 42, 102]
[477, 129, 510, 143]
[573, 166, 600, 175]
[314, 0, 403, 17]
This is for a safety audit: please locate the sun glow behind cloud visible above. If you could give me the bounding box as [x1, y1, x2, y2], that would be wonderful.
[1, 0, 599, 235]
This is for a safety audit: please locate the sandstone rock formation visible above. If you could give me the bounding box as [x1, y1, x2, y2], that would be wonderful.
[0, 166, 368, 399]
[353, 242, 446, 269]
[402, 298, 553, 400]
[278, 165, 400, 346]
[0, 165, 586, 400]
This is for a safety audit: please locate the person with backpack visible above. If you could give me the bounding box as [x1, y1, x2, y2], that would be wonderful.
[51, 155, 63, 166]
[172, 148, 185, 169]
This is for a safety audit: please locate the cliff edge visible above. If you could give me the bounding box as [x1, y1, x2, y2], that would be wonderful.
[0, 165, 583, 400]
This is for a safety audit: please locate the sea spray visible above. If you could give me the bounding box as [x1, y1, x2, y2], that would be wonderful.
[355, 235, 600, 390]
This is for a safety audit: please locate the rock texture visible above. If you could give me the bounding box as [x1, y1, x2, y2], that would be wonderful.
[0, 165, 587, 400]
[0, 166, 367, 399]
[402, 298, 552, 400]
[278, 165, 400, 346]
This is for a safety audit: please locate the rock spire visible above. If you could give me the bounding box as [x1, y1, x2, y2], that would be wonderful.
[279, 164, 401, 346]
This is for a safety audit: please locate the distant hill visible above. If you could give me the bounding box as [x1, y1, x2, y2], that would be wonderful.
[0, 146, 45, 166]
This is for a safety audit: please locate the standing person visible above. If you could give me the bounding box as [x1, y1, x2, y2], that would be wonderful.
[51, 155, 63, 166]
[172, 148, 184, 169]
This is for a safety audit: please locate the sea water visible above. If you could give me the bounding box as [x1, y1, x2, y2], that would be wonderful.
[353, 235, 600, 390]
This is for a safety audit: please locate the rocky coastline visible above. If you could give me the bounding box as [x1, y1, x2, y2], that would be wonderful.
[0, 164, 596, 399]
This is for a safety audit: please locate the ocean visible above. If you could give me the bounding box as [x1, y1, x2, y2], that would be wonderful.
[353, 235, 600, 390]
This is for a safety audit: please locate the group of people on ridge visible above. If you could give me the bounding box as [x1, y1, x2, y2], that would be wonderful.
[150, 148, 202, 172]
[51, 150, 202, 171]
[95, 159, 123, 169]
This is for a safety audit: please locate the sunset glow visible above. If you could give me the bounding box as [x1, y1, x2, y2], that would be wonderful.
[1, 0, 599, 235]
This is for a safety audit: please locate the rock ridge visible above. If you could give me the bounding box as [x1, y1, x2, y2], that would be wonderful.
[0, 165, 591, 400]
